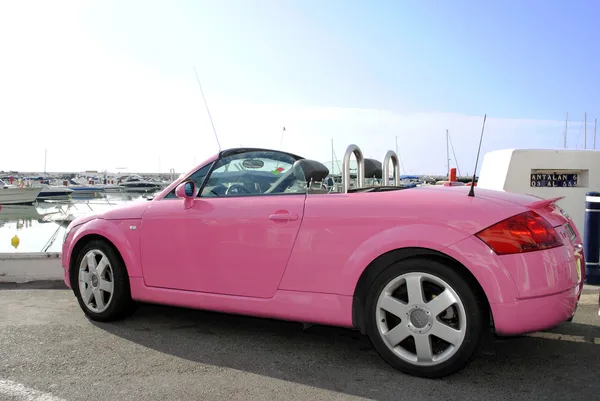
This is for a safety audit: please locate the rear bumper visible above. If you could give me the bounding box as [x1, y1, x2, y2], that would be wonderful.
[492, 284, 579, 336]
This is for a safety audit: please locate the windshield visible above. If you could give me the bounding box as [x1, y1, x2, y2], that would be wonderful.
[212, 155, 295, 176]
[199, 150, 303, 196]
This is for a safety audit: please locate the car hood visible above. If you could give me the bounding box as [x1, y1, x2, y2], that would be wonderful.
[68, 200, 151, 228]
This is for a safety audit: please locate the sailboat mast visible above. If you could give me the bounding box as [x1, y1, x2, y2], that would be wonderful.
[395, 136, 405, 175]
[331, 138, 334, 174]
[446, 129, 450, 177]
[594, 118, 597, 150]
[584, 112, 587, 149]
[44, 148, 47, 175]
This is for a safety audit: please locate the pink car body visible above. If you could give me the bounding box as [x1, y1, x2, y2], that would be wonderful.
[61, 147, 585, 377]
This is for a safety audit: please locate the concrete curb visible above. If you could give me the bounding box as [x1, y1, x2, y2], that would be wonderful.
[0, 252, 61, 260]
[0, 280, 68, 290]
[0, 252, 63, 284]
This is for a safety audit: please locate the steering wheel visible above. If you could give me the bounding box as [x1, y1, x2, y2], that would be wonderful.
[225, 183, 252, 195]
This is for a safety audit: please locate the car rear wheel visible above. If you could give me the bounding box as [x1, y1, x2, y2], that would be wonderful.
[73, 239, 137, 322]
[364, 257, 485, 378]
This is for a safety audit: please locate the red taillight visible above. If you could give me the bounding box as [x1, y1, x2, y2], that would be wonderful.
[475, 211, 563, 255]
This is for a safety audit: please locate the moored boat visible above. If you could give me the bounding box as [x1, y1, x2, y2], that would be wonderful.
[117, 175, 163, 193]
[0, 179, 42, 205]
[37, 185, 74, 201]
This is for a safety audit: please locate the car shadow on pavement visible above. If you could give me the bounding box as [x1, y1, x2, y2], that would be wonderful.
[91, 303, 600, 401]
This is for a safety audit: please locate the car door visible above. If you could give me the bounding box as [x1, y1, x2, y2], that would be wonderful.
[139, 149, 307, 299]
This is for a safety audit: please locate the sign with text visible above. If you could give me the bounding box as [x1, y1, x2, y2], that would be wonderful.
[530, 173, 579, 187]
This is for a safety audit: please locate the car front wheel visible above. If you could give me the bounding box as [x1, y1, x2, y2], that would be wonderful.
[365, 257, 486, 378]
[73, 239, 137, 322]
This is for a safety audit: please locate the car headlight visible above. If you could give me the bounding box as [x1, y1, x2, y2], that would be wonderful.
[63, 224, 76, 244]
[62, 227, 70, 244]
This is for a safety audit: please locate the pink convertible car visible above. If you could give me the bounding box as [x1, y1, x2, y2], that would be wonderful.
[61, 145, 585, 378]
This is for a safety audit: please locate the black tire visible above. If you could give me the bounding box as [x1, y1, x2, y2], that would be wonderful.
[72, 239, 138, 322]
[364, 257, 486, 378]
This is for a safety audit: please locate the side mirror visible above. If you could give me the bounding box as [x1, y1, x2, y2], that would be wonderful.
[175, 181, 196, 199]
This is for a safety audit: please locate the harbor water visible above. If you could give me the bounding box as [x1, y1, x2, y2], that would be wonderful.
[0, 193, 151, 254]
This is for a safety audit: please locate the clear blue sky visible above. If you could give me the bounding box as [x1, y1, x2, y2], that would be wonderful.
[86, 0, 599, 119]
[0, 0, 598, 173]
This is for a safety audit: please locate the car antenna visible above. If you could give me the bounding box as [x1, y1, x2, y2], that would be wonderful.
[193, 66, 222, 152]
[467, 114, 487, 197]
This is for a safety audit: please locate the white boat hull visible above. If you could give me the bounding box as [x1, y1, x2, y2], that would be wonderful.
[0, 187, 42, 204]
[100, 184, 124, 192]
[119, 186, 161, 193]
[37, 185, 74, 201]
[68, 187, 106, 197]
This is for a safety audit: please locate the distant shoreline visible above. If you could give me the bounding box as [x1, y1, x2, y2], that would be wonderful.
[1, 170, 477, 184]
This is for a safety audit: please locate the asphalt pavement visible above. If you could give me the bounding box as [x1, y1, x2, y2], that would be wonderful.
[0, 285, 599, 401]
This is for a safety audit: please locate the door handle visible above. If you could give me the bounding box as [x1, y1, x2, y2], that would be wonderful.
[269, 212, 298, 221]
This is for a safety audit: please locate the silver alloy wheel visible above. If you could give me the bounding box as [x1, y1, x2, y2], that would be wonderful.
[78, 249, 115, 313]
[375, 272, 466, 366]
